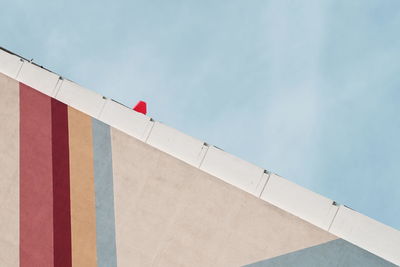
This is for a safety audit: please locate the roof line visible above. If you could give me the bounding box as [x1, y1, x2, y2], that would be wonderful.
[0, 47, 60, 75]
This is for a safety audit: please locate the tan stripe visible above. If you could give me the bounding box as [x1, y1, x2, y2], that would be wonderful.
[68, 107, 97, 267]
[0, 73, 19, 267]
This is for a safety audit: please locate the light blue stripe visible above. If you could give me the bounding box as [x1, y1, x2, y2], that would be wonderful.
[244, 239, 396, 267]
[92, 119, 117, 267]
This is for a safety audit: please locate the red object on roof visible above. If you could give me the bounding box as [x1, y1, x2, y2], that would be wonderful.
[133, 101, 147, 115]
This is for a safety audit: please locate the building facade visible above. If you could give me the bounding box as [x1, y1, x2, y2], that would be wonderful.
[0, 47, 399, 266]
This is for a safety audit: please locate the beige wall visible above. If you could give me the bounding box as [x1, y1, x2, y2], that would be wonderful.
[0, 73, 337, 267]
[111, 129, 336, 267]
[0, 73, 19, 266]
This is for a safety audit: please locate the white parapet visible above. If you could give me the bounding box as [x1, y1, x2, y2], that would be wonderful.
[146, 122, 208, 167]
[329, 205, 400, 265]
[0, 49, 23, 78]
[199, 146, 267, 196]
[260, 174, 339, 230]
[99, 99, 153, 142]
[55, 79, 106, 118]
[16, 61, 60, 97]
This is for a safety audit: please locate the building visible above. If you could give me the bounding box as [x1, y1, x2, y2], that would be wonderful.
[0, 47, 399, 266]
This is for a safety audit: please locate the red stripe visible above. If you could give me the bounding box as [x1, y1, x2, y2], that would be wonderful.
[20, 84, 54, 267]
[51, 99, 72, 267]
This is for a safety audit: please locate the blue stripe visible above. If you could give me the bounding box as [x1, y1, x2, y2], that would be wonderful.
[92, 118, 117, 267]
[243, 239, 396, 267]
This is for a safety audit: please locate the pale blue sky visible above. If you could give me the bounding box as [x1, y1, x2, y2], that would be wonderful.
[2, 0, 400, 229]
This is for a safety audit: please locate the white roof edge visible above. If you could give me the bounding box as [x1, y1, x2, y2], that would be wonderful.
[261, 173, 340, 231]
[1, 47, 399, 265]
[329, 205, 400, 265]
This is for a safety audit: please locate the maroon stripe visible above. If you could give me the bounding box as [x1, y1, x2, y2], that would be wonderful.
[51, 98, 72, 267]
[20, 84, 54, 267]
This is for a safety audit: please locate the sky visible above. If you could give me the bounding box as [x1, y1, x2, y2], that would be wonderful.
[1, 0, 400, 230]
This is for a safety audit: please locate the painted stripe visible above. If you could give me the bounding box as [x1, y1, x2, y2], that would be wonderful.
[0, 74, 19, 267]
[51, 99, 72, 267]
[68, 107, 97, 267]
[92, 119, 117, 267]
[243, 239, 396, 267]
[20, 83, 54, 267]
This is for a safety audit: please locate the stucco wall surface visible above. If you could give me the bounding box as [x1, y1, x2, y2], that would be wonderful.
[111, 129, 336, 267]
[0, 73, 19, 267]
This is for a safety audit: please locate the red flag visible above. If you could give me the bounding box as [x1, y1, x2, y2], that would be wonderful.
[133, 101, 147, 115]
